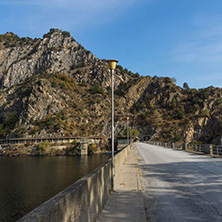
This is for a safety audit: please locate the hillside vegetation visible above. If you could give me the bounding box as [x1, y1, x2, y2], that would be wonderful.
[0, 29, 222, 144]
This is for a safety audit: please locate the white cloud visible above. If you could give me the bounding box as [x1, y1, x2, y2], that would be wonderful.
[171, 14, 222, 63]
[0, 0, 140, 34]
[0, 0, 136, 9]
[172, 41, 222, 63]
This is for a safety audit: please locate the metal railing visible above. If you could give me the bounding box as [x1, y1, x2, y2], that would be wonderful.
[145, 141, 222, 157]
[186, 144, 204, 153]
[0, 136, 103, 145]
[213, 145, 222, 156]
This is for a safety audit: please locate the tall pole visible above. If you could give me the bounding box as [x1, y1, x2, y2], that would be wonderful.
[129, 126, 131, 147]
[107, 59, 118, 191]
[127, 117, 129, 146]
[111, 69, 115, 184]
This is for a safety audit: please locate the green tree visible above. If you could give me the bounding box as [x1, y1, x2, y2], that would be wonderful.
[122, 128, 139, 140]
[131, 129, 140, 139]
[183, 82, 190, 90]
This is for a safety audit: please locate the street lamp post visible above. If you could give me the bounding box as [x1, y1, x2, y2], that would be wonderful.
[107, 59, 118, 190]
[127, 117, 129, 146]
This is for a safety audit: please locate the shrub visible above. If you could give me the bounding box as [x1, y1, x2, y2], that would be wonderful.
[52, 73, 77, 91]
[70, 63, 76, 70]
[46, 116, 54, 130]
[176, 110, 185, 119]
[116, 78, 140, 95]
[0, 124, 5, 137]
[62, 31, 70, 37]
[78, 44, 84, 50]
[122, 128, 140, 140]
[174, 134, 183, 142]
[72, 139, 78, 146]
[5, 113, 17, 129]
[89, 83, 105, 95]
[37, 140, 50, 155]
[200, 109, 210, 118]
[165, 77, 172, 83]
[131, 129, 140, 139]
[51, 80, 56, 87]
[0, 124, 3, 131]
[44, 111, 65, 132]
[171, 98, 177, 109]
[88, 144, 97, 154]
[116, 65, 124, 73]
[217, 98, 222, 105]
[149, 102, 154, 109]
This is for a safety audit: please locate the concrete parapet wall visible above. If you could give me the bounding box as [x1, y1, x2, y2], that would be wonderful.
[203, 144, 211, 154]
[114, 145, 129, 174]
[18, 145, 130, 222]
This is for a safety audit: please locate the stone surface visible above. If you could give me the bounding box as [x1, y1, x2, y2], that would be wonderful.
[97, 144, 147, 222]
[0, 29, 222, 144]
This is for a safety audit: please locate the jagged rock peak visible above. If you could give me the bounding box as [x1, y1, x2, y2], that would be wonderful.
[43, 28, 72, 38]
[0, 28, 98, 89]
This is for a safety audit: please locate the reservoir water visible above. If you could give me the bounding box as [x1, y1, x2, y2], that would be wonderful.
[0, 154, 110, 221]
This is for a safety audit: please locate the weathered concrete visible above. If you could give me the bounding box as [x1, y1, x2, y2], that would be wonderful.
[113, 145, 129, 175]
[18, 146, 130, 222]
[97, 144, 146, 222]
[203, 144, 212, 154]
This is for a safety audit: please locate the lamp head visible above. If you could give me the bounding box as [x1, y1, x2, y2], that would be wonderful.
[107, 59, 119, 70]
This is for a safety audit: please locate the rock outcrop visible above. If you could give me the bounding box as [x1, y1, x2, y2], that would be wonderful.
[0, 29, 222, 144]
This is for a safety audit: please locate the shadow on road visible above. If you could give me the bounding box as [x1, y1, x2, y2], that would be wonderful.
[139, 160, 222, 222]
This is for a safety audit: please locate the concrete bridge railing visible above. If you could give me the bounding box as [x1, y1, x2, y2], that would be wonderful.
[18, 145, 131, 222]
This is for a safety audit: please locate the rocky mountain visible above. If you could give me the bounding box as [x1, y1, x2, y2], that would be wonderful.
[0, 28, 222, 145]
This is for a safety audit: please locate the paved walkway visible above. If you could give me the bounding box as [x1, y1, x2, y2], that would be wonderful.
[97, 144, 147, 222]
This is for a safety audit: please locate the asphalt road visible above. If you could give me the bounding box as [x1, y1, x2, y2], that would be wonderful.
[136, 142, 222, 222]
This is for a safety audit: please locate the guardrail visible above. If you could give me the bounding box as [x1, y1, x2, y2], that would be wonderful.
[146, 141, 222, 157]
[212, 145, 222, 156]
[186, 143, 204, 153]
[0, 136, 104, 145]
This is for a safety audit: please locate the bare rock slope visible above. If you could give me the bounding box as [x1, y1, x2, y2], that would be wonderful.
[0, 29, 222, 144]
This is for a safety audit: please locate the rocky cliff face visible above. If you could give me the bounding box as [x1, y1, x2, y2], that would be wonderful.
[0, 29, 222, 144]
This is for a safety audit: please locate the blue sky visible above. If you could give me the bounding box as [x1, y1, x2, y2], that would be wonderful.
[0, 0, 222, 89]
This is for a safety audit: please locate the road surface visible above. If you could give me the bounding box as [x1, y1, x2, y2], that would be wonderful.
[136, 142, 222, 222]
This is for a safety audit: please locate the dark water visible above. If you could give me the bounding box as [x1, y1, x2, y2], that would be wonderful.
[0, 154, 110, 222]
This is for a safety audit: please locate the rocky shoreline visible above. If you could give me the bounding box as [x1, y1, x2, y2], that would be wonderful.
[0, 142, 108, 157]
